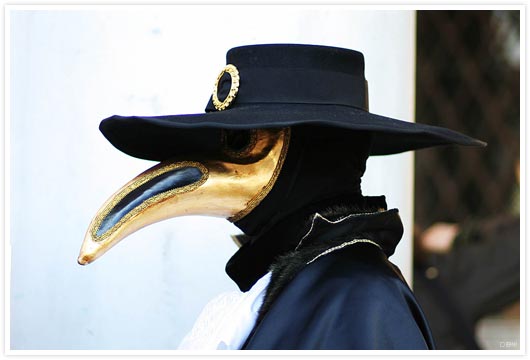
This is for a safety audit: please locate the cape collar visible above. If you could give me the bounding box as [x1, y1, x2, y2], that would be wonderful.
[294, 208, 404, 258]
[226, 196, 404, 292]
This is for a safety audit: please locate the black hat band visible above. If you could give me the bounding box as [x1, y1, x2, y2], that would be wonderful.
[206, 67, 368, 112]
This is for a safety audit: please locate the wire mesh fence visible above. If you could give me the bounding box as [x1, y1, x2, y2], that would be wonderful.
[415, 10, 520, 228]
[413, 10, 520, 350]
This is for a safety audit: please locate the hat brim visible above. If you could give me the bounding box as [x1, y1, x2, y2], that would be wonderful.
[100, 104, 486, 161]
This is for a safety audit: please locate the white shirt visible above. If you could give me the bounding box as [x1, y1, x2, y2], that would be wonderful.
[178, 272, 271, 350]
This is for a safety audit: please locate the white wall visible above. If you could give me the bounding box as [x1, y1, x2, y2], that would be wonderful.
[8, 6, 416, 350]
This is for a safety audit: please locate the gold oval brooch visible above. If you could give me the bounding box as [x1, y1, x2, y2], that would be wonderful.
[212, 64, 240, 111]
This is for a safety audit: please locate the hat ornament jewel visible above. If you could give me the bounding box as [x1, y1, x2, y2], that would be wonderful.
[212, 64, 240, 111]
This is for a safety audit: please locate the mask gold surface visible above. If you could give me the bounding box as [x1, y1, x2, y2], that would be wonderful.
[78, 128, 290, 265]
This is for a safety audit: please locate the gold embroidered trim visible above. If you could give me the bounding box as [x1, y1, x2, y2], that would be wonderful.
[295, 210, 384, 250]
[306, 238, 382, 265]
[228, 128, 291, 222]
[91, 161, 209, 242]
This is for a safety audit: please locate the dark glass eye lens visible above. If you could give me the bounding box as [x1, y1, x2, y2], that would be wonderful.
[224, 130, 253, 152]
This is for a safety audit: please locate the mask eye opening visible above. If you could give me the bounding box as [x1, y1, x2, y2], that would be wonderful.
[221, 129, 258, 159]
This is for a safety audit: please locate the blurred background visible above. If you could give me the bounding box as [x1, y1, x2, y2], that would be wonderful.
[412, 10, 520, 350]
[7, 7, 521, 351]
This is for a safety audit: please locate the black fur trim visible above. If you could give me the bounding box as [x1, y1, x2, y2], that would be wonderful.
[257, 240, 336, 323]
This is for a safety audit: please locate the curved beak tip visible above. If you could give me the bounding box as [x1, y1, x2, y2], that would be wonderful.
[77, 236, 99, 266]
[77, 253, 93, 266]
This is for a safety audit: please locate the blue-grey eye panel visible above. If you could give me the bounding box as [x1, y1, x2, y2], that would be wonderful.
[96, 166, 203, 237]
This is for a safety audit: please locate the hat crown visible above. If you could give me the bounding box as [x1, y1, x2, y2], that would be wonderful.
[226, 44, 365, 77]
[206, 44, 369, 112]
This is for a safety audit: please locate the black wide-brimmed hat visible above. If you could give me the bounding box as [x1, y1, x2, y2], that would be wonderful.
[100, 44, 485, 160]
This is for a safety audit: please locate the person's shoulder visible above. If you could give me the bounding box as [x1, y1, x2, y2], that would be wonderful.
[247, 242, 433, 349]
[299, 241, 406, 295]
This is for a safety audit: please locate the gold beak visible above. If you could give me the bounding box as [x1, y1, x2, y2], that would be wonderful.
[78, 128, 290, 265]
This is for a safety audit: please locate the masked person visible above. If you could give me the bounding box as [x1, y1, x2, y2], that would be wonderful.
[78, 44, 485, 350]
